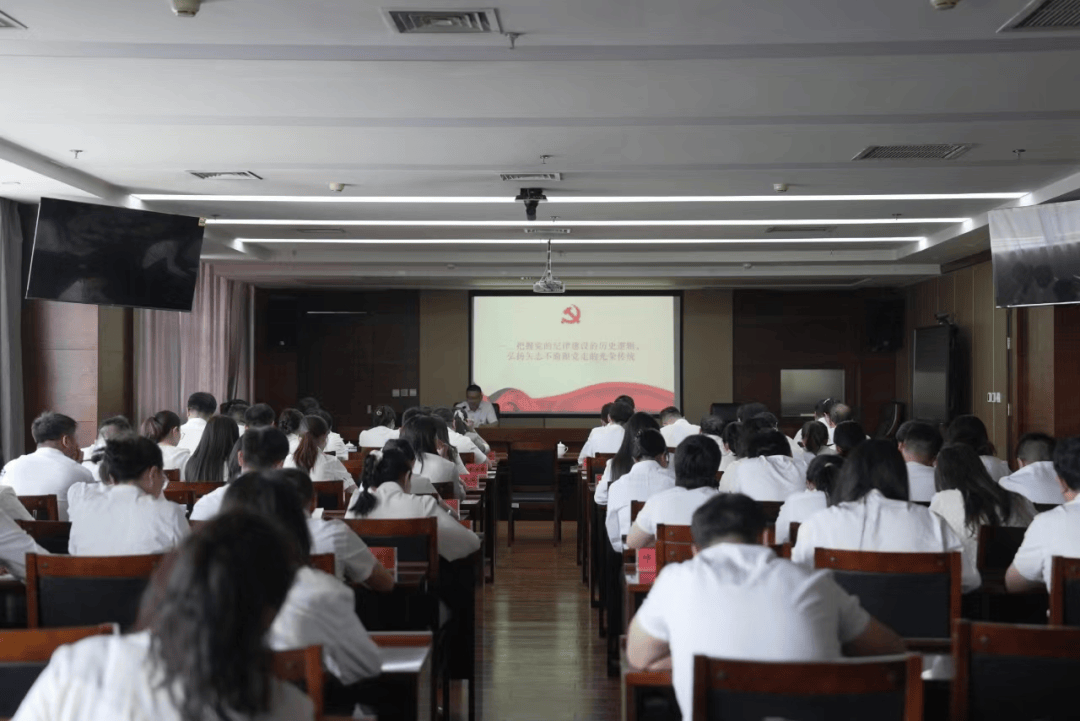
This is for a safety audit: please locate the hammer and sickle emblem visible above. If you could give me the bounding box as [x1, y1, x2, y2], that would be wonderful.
[561, 304, 582, 324]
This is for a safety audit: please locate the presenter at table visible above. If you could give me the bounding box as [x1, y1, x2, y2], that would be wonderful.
[455, 384, 499, 428]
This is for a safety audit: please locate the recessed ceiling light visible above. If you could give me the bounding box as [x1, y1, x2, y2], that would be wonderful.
[135, 192, 1027, 203]
[208, 218, 965, 227]
[237, 236, 922, 245]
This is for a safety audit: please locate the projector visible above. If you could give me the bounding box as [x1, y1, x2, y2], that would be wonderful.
[533, 272, 565, 294]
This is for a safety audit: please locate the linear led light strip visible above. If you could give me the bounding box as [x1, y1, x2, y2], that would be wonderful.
[138, 193, 1027, 203]
[237, 237, 924, 245]
[209, 218, 965, 227]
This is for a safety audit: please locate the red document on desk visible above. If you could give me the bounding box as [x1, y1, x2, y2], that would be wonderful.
[445, 499, 459, 514]
[460, 519, 472, 530]
[465, 463, 486, 475]
[370, 546, 398, 582]
[637, 547, 657, 584]
[460, 473, 482, 490]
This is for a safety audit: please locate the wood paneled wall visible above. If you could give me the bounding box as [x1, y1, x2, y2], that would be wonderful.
[1016, 304, 1080, 440]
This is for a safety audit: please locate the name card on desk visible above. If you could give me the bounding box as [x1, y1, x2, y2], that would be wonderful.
[370, 546, 398, 582]
[460, 473, 482, 490]
[637, 548, 657, 584]
[445, 499, 460, 514]
[465, 463, 486, 475]
[460, 519, 472, 530]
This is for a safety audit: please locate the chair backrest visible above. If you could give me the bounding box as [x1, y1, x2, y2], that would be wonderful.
[162, 487, 195, 509]
[656, 523, 694, 571]
[15, 521, 72, 555]
[975, 525, 1028, 575]
[311, 480, 345, 511]
[0, 624, 117, 717]
[163, 469, 180, 484]
[768, 542, 791, 559]
[952, 620, 1080, 721]
[630, 500, 646, 524]
[340, 459, 364, 481]
[271, 645, 324, 719]
[716, 470, 724, 482]
[17, 495, 58, 521]
[814, 549, 961, 642]
[1050, 555, 1080, 626]
[343, 517, 438, 583]
[692, 654, 922, 721]
[789, 522, 801, 546]
[757, 501, 782, 523]
[178, 481, 225, 498]
[431, 480, 457, 500]
[587, 453, 615, 487]
[508, 443, 557, 491]
[460, 452, 476, 466]
[310, 553, 335, 576]
[875, 401, 905, 440]
[25, 553, 164, 629]
[491, 402, 501, 420]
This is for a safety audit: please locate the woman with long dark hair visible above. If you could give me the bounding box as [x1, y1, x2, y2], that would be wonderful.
[13, 512, 314, 721]
[605, 429, 675, 552]
[277, 408, 305, 455]
[946, 415, 1012, 482]
[140, 410, 189, 474]
[182, 415, 239, 483]
[284, 415, 356, 494]
[398, 415, 463, 500]
[775, 454, 844, 544]
[797, 420, 830, 464]
[594, 412, 661, 504]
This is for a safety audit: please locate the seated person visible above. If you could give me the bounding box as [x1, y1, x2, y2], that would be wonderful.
[14, 512, 314, 721]
[221, 398, 250, 435]
[606, 429, 676, 552]
[699, 415, 728, 468]
[832, 420, 868, 458]
[68, 434, 189, 556]
[1, 411, 94, 521]
[626, 493, 905, 720]
[1006, 436, 1080, 593]
[140, 411, 190, 476]
[81, 416, 132, 480]
[751, 411, 803, 459]
[399, 415, 464, 501]
[792, 398, 835, 446]
[578, 400, 633, 461]
[595, 412, 661, 504]
[719, 420, 741, 474]
[454, 407, 491, 455]
[1000, 433, 1064, 504]
[775, 455, 844, 544]
[432, 406, 489, 466]
[454, 383, 499, 428]
[897, 421, 943, 502]
[659, 407, 701, 448]
[243, 402, 277, 430]
[825, 403, 855, 446]
[283, 415, 357, 494]
[222, 472, 381, 687]
[346, 442, 480, 562]
[0, 485, 33, 522]
[947, 414, 1011, 482]
[278, 468, 393, 592]
[358, 405, 399, 449]
[626, 435, 721, 550]
[0, 507, 50, 581]
[177, 391, 217, 452]
[182, 415, 239, 483]
[795, 420, 831, 467]
[725, 429, 805, 501]
[277, 409, 305, 455]
[930, 444, 1035, 570]
[317, 409, 349, 458]
[190, 426, 290, 521]
[792, 440, 980, 592]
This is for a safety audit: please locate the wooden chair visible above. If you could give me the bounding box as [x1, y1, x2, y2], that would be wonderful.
[655, 523, 694, 572]
[1049, 555, 1080, 626]
[15, 521, 71, 554]
[715, 470, 724, 482]
[431, 480, 457, 501]
[25, 553, 164, 629]
[975, 525, 1028, 576]
[691, 654, 923, 721]
[768, 542, 791, 559]
[177, 481, 224, 497]
[311, 480, 345, 511]
[630, 500, 646, 525]
[789, 522, 801, 546]
[310, 553, 336, 576]
[507, 442, 561, 546]
[952, 620, 1080, 721]
[271, 645, 325, 720]
[460, 452, 477, 466]
[163, 481, 224, 515]
[814, 549, 961, 651]
[163, 469, 180, 484]
[757, 500, 782, 524]
[17, 495, 58, 521]
[342, 517, 439, 585]
[341, 459, 364, 482]
[0, 624, 117, 717]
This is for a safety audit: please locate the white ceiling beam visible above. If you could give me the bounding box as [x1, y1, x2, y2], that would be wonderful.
[234, 249, 900, 264]
[0, 136, 135, 207]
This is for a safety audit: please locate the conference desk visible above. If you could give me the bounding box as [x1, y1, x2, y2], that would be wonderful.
[371, 631, 436, 721]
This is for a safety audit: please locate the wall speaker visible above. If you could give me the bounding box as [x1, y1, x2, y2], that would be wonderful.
[866, 299, 905, 352]
[266, 295, 300, 350]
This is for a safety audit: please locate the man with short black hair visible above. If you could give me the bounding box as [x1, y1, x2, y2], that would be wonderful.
[725, 430, 804, 501]
[659, 406, 701, 448]
[178, 392, 218, 452]
[1007, 437, 1080, 592]
[615, 394, 636, 411]
[81, 415, 133, 480]
[579, 399, 633, 461]
[0, 412, 94, 521]
[599, 402, 614, 428]
[898, 421, 944, 502]
[627, 493, 905, 719]
[793, 398, 836, 446]
[222, 399, 250, 434]
[1000, 433, 1062, 504]
[190, 426, 290, 522]
[455, 384, 498, 428]
[243, 403, 276, 429]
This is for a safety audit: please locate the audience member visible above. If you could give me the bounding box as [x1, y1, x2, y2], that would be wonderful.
[615, 394, 636, 411]
[792, 398, 836, 446]
[626, 493, 905, 719]
[455, 383, 499, 428]
[947, 415, 1011, 482]
[832, 420, 867, 458]
[399, 415, 464, 500]
[719, 421, 741, 473]
[141, 410, 190, 475]
[432, 406, 489, 466]
[0, 485, 33, 522]
[177, 392, 217, 452]
[14, 512, 314, 720]
[735, 402, 768, 423]
[0, 506, 49, 582]
[753, 411, 803, 458]
[775, 455, 844, 544]
[221, 399, 250, 434]
[792, 439, 980, 592]
[796, 420, 830, 466]
[578, 399, 632, 461]
[725, 430, 804, 501]
[68, 434, 189, 556]
[317, 409, 348, 458]
[189, 426, 289, 521]
[81, 416, 133, 480]
[453, 407, 491, 455]
[659, 406, 701, 448]
[595, 412, 661, 504]
[598, 403, 614, 428]
[277, 408, 305, 454]
[606, 429, 676, 552]
[284, 415, 356, 493]
[183, 415, 239, 483]
[243, 403, 277, 429]
[358, 405, 399, 448]
[1000, 433, 1063, 504]
[1, 412, 94, 521]
[897, 421, 943, 502]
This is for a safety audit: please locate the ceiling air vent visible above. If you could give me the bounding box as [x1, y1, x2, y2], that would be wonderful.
[385, 8, 501, 34]
[500, 172, 562, 182]
[853, 144, 974, 161]
[187, 171, 264, 180]
[295, 228, 345, 234]
[765, 225, 837, 233]
[523, 227, 571, 234]
[1000, 0, 1080, 30]
[0, 11, 26, 28]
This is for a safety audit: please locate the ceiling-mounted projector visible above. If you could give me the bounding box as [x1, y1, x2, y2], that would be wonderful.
[532, 239, 565, 293]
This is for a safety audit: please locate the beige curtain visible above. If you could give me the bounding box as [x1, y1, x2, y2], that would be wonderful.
[0, 200, 25, 464]
[135, 263, 252, 423]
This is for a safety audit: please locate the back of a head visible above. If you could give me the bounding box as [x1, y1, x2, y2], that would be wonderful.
[834, 439, 909, 504]
[833, 421, 868, 456]
[185, 416, 240, 483]
[806, 454, 844, 502]
[611, 412, 662, 482]
[801, 420, 829, 454]
[721, 421, 742, 457]
[297, 397, 321, 414]
[223, 400, 250, 425]
[32, 411, 77, 445]
[1017, 432, 1056, 464]
[736, 402, 768, 423]
[615, 394, 636, 410]
[400, 406, 427, 427]
[751, 411, 779, 430]
[829, 403, 853, 425]
[221, 471, 311, 561]
[600, 402, 614, 424]
[746, 430, 792, 459]
[431, 406, 454, 425]
[815, 398, 836, 420]
[277, 467, 315, 507]
[316, 409, 334, 430]
[1053, 437, 1080, 493]
[372, 405, 397, 429]
[98, 415, 132, 440]
[400, 415, 439, 456]
[608, 400, 634, 425]
[241, 426, 290, 471]
[900, 421, 943, 463]
[691, 493, 766, 548]
[244, 403, 276, 429]
[96, 433, 163, 484]
[141, 410, 182, 443]
[350, 444, 415, 516]
[136, 511, 298, 721]
[700, 415, 725, 438]
[187, 392, 218, 417]
[946, 414, 993, 456]
[675, 435, 721, 490]
[276, 408, 304, 436]
[293, 415, 329, 474]
[934, 443, 1012, 528]
[633, 428, 668, 460]
[659, 406, 682, 425]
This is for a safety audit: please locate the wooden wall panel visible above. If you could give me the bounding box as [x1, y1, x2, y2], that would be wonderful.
[1018, 306, 1055, 435]
[1053, 305, 1080, 438]
[418, 290, 469, 409]
[682, 289, 733, 423]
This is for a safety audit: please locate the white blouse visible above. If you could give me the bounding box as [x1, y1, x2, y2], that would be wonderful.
[605, 460, 676, 552]
[157, 444, 190, 473]
[414, 453, 465, 501]
[0, 507, 49, 581]
[68, 485, 189, 557]
[284, 452, 357, 494]
[346, 482, 480, 562]
[357, 426, 398, 449]
[726, 456, 805, 501]
[774, 489, 828, 544]
[306, 516, 378, 584]
[929, 488, 1036, 569]
[981, 455, 1012, 483]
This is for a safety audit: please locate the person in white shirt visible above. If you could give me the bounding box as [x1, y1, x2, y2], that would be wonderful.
[1000, 433, 1064, 505]
[222, 472, 381, 686]
[140, 410, 190, 476]
[626, 493, 906, 720]
[433, 406, 489, 467]
[1007, 437, 1080, 593]
[606, 429, 677, 552]
[0, 506, 50, 581]
[792, 398, 836, 447]
[189, 426, 290, 521]
[718, 421, 742, 474]
[775, 454, 844, 544]
[283, 415, 357, 495]
[794, 420, 831, 468]
[400, 415, 466, 501]
[832, 420, 868, 459]
[68, 435, 189, 556]
[721, 416, 807, 494]
[277, 408, 305, 455]
[825, 403, 854, 446]
[358, 405, 399, 449]
[454, 384, 499, 428]
[221, 398, 250, 436]
[81, 416, 133, 481]
[176, 391, 217, 453]
[749, 410, 804, 461]
[1, 411, 94, 521]
[792, 439, 981, 593]
[699, 415, 729, 470]
[0, 485, 33, 522]
[595, 412, 661, 504]
[659, 407, 701, 449]
[930, 444, 1035, 572]
[726, 430, 805, 502]
[896, 420, 943, 502]
[626, 435, 722, 550]
[580, 400, 633, 464]
[947, 414, 1011, 482]
[346, 443, 481, 562]
[243, 402, 277, 431]
[183, 415, 239, 484]
[14, 511, 315, 721]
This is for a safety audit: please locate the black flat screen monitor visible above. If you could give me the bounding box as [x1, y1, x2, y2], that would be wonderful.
[912, 325, 954, 424]
[990, 200, 1080, 308]
[25, 198, 204, 311]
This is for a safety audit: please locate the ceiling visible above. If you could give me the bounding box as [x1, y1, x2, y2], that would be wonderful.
[2, 0, 1080, 290]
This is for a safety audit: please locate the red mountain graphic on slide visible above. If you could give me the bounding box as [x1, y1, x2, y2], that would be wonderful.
[489, 382, 674, 413]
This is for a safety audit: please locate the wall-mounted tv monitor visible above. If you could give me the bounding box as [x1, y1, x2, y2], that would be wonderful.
[989, 199, 1080, 308]
[25, 198, 204, 312]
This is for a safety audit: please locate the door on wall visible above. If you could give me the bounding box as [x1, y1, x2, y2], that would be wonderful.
[298, 312, 373, 431]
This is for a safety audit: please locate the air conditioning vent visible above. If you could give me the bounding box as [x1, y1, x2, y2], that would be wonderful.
[187, 171, 264, 180]
[1000, 0, 1080, 30]
[765, 225, 838, 233]
[500, 172, 562, 182]
[853, 144, 974, 161]
[295, 228, 345, 234]
[0, 11, 26, 29]
[385, 8, 501, 34]
[523, 228, 571, 234]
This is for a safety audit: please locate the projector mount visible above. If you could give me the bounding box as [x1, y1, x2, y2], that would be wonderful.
[515, 187, 547, 221]
[532, 238, 565, 294]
